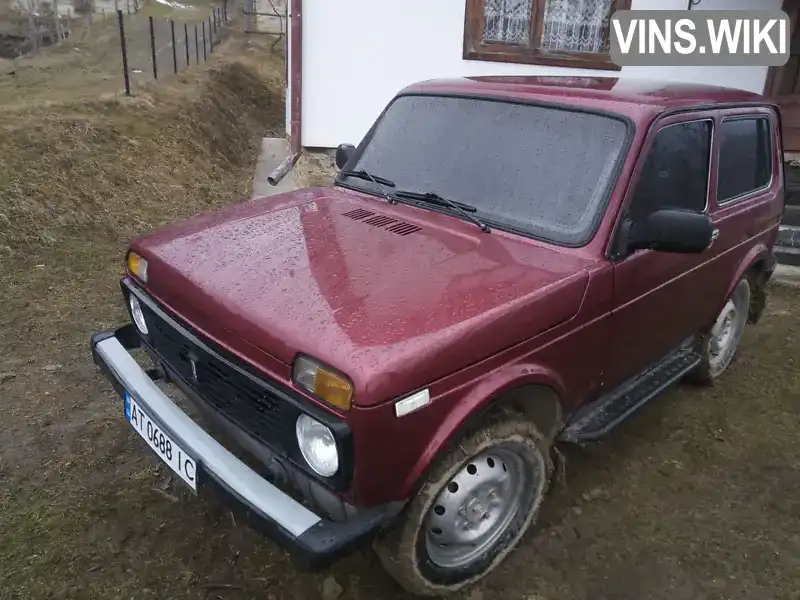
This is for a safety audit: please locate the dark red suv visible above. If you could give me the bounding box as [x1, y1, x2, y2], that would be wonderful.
[91, 77, 784, 596]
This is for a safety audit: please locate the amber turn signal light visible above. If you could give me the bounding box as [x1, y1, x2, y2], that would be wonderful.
[293, 355, 353, 411]
[126, 251, 148, 283]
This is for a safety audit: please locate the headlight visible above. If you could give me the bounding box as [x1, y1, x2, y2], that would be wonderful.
[296, 414, 339, 477]
[129, 294, 149, 335]
[126, 251, 148, 283]
[292, 355, 353, 411]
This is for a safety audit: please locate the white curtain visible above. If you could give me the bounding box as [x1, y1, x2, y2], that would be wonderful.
[541, 0, 613, 53]
[483, 0, 532, 45]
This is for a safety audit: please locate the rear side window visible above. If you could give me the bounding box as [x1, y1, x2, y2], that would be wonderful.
[629, 120, 712, 219]
[718, 117, 772, 202]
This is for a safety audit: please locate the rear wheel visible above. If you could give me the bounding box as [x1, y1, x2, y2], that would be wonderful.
[688, 277, 751, 385]
[373, 414, 552, 596]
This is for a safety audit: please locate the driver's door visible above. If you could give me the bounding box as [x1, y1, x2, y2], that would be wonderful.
[605, 111, 726, 389]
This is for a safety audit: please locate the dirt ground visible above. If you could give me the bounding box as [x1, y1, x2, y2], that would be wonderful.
[1, 17, 799, 599]
[2, 254, 799, 600]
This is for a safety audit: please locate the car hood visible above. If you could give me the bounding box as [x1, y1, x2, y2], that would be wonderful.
[133, 187, 594, 406]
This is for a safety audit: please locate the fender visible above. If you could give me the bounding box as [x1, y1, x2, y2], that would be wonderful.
[723, 242, 770, 312]
[399, 363, 566, 496]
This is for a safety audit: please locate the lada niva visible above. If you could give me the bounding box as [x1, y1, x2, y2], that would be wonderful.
[91, 76, 784, 595]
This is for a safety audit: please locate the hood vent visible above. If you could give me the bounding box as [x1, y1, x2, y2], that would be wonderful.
[364, 215, 397, 228]
[387, 222, 421, 236]
[342, 208, 374, 221]
[342, 208, 421, 236]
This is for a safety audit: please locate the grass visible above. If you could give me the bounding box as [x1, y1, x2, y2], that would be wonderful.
[0, 31, 285, 255]
[0, 0, 229, 105]
[0, 16, 124, 104]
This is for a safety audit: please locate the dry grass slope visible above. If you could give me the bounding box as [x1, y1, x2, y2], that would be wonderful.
[0, 33, 285, 255]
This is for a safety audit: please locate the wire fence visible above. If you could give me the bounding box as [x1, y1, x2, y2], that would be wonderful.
[116, 4, 229, 95]
[2, 0, 141, 57]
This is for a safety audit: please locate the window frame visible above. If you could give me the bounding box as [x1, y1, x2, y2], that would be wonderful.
[334, 91, 636, 249]
[463, 0, 631, 70]
[626, 118, 715, 218]
[607, 114, 716, 261]
[716, 115, 774, 207]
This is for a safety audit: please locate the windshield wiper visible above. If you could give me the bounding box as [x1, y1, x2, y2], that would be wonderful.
[338, 169, 397, 204]
[393, 190, 491, 233]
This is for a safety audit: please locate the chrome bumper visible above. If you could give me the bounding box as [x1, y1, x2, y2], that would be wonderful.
[90, 325, 399, 567]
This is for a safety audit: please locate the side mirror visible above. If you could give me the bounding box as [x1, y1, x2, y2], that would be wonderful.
[628, 208, 713, 254]
[335, 143, 356, 169]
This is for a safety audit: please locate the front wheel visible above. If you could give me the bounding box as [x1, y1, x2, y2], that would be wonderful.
[687, 277, 751, 385]
[373, 414, 552, 596]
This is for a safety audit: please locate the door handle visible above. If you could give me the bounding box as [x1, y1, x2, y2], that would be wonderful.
[708, 228, 720, 248]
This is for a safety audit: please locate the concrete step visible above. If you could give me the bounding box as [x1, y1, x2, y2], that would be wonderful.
[782, 204, 800, 227]
[777, 224, 800, 248]
[775, 245, 800, 267]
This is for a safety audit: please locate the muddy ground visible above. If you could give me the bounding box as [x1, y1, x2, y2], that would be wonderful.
[1, 247, 799, 600]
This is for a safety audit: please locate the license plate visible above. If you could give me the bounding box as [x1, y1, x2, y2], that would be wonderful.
[125, 393, 198, 491]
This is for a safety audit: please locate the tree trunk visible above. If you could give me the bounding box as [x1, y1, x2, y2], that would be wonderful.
[27, 0, 39, 52]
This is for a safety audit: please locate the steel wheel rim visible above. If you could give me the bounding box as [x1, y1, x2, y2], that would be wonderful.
[709, 282, 749, 374]
[424, 447, 530, 569]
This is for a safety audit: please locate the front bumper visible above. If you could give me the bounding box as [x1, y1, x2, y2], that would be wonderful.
[90, 325, 398, 568]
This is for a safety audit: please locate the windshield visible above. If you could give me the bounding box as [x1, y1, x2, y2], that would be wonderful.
[341, 94, 630, 246]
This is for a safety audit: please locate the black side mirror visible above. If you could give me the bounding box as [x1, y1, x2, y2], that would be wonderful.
[335, 143, 356, 170]
[628, 208, 713, 254]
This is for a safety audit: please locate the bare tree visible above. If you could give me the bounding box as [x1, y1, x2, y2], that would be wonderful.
[52, 0, 63, 42]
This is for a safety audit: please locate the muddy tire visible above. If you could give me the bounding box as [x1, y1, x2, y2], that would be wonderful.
[373, 414, 553, 596]
[687, 277, 751, 385]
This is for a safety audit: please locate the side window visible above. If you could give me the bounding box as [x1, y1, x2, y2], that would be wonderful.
[718, 117, 772, 202]
[628, 120, 712, 219]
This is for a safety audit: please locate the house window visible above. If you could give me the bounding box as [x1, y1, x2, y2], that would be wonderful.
[464, 0, 631, 70]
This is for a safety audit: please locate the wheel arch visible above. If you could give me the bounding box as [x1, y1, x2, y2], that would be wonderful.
[726, 243, 772, 324]
[400, 366, 566, 498]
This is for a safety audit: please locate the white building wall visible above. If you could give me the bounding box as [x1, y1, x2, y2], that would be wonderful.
[294, 0, 783, 148]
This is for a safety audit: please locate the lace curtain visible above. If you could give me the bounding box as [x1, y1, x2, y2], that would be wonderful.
[541, 0, 614, 53]
[483, 0, 532, 45]
[482, 0, 614, 52]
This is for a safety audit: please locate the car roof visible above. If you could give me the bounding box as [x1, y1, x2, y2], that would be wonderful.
[400, 76, 772, 121]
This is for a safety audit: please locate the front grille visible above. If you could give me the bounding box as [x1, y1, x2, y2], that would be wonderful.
[138, 300, 299, 454]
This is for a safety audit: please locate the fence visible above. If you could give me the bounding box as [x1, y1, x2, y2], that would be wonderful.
[116, 3, 229, 96]
[4, 0, 142, 57]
